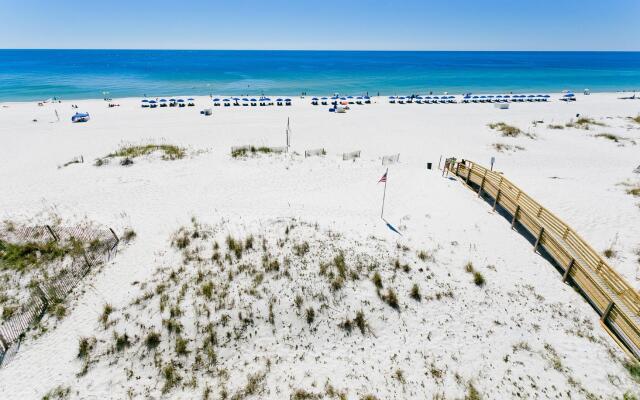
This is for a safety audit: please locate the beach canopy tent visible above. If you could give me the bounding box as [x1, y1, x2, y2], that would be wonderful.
[71, 112, 90, 123]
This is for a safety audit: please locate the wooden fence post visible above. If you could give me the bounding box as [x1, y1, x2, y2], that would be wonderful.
[562, 259, 575, 282]
[46, 225, 58, 242]
[601, 301, 614, 322]
[511, 206, 520, 229]
[533, 227, 545, 252]
[466, 167, 472, 185]
[493, 189, 501, 211]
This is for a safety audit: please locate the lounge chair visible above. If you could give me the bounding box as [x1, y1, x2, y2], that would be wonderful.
[285, 98, 292, 106]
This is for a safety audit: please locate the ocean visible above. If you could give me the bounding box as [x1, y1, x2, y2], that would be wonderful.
[1, 50, 640, 101]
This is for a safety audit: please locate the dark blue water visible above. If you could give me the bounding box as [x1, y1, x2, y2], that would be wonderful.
[1, 50, 640, 101]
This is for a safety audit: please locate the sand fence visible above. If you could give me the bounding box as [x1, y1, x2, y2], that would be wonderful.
[0, 224, 120, 367]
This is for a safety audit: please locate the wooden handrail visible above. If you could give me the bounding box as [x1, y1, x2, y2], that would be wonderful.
[446, 159, 640, 359]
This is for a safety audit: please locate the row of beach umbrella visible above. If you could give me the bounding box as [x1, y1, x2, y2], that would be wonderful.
[141, 98, 195, 108]
[462, 94, 551, 103]
[389, 96, 457, 104]
[312, 96, 372, 105]
[212, 97, 292, 106]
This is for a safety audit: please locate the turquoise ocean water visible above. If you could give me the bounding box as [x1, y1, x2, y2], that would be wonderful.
[1, 50, 640, 101]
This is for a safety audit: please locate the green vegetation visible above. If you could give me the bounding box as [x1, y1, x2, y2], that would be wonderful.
[464, 262, 485, 287]
[231, 146, 275, 158]
[410, 283, 421, 301]
[594, 133, 622, 143]
[107, 144, 186, 160]
[144, 331, 161, 350]
[41, 385, 71, 400]
[547, 124, 565, 130]
[0, 239, 80, 272]
[488, 122, 524, 137]
[566, 117, 606, 129]
[624, 360, 640, 383]
[631, 115, 640, 124]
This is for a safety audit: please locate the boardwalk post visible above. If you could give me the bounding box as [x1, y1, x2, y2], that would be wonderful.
[477, 172, 486, 198]
[562, 259, 575, 282]
[511, 206, 520, 229]
[601, 301, 614, 322]
[533, 227, 545, 252]
[493, 189, 501, 211]
[466, 167, 472, 185]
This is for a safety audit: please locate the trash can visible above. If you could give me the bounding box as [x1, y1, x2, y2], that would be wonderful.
[426, 162, 432, 170]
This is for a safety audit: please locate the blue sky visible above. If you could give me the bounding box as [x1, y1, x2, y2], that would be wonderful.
[1, 0, 639, 50]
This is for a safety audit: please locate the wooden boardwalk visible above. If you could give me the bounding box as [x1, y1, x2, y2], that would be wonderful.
[445, 159, 640, 360]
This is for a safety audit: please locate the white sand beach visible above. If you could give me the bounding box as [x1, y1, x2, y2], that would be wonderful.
[1, 93, 639, 399]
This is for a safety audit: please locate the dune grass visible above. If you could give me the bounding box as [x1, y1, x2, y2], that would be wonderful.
[231, 146, 274, 158]
[566, 117, 606, 129]
[107, 144, 186, 160]
[0, 239, 82, 272]
[488, 122, 522, 137]
[594, 133, 622, 143]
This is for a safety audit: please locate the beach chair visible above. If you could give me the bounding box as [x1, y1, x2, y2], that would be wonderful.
[285, 98, 292, 106]
[250, 99, 257, 106]
[223, 99, 231, 107]
[321, 97, 328, 105]
[242, 98, 249, 106]
[364, 96, 371, 104]
[356, 97, 363, 105]
[276, 98, 283, 106]
[311, 97, 319, 105]
[388, 96, 396, 104]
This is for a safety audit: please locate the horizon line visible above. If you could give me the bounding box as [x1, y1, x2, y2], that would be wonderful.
[2, 48, 640, 52]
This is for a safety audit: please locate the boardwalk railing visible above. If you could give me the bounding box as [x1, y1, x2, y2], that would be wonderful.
[445, 159, 640, 360]
[0, 225, 119, 367]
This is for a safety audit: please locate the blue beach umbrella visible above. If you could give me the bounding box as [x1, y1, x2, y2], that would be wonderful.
[213, 98, 220, 101]
[285, 98, 291, 101]
[141, 99, 149, 102]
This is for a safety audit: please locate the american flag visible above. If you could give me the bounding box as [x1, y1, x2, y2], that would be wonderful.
[378, 171, 388, 183]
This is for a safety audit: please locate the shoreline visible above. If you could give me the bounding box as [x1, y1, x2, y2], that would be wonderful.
[2, 89, 639, 105]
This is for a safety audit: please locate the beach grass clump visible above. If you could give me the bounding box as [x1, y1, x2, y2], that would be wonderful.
[108, 144, 186, 160]
[0, 239, 80, 273]
[380, 288, 399, 310]
[231, 146, 274, 158]
[492, 143, 525, 153]
[144, 331, 161, 350]
[547, 124, 565, 130]
[566, 116, 606, 129]
[624, 360, 640, 383]
[464, 262, 485, 287]
[595, 133, 622, 143]
[410, 283, 421, 301]
[41, 385, 71, 400]
[488, 122, 524, 137]
[631, 115, 640, 124]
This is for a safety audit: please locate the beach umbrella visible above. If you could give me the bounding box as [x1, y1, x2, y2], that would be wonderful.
[213, 98, 220, 101]
[141, 99, 149, 102]
[364, 96, 370, 99]
[276, 98, 283, 101]
[177, 99, 184, 103]
[159, 99, 167, 102]
[312, 97, 318, 100]
[170, 98, 176, 101]
[416, 96, 423, 99]
[388, 96, 396, 99]
[321, 97, 328, 100]
[188, 98, 194, 101]
[223, 98, 230, 101]
[285, 98, 291, 101]
[264, 98, 271, 101]
[347, 96, 354, 99]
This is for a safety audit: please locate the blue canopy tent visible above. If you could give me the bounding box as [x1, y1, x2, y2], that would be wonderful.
[71, 112, 90, 122]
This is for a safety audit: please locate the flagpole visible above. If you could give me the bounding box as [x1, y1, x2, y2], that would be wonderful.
[380, 168, 388, 218]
